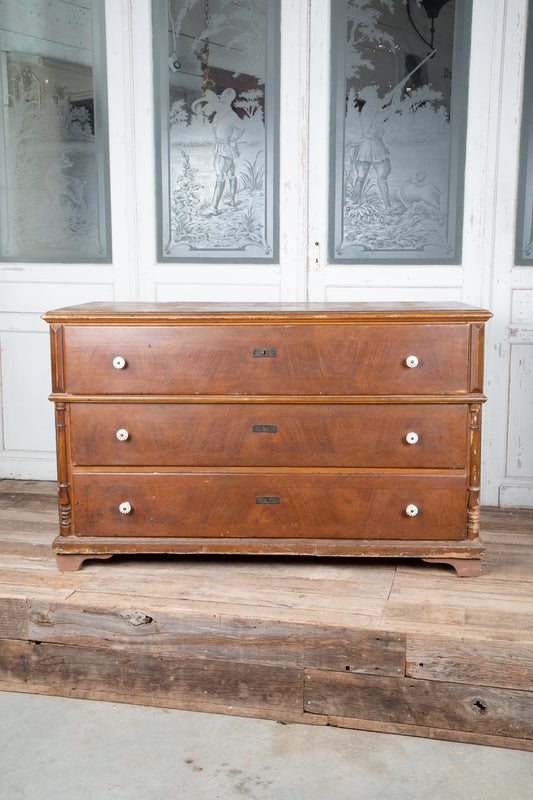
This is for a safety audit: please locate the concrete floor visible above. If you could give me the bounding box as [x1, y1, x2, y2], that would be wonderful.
[1, 691, 532, 800]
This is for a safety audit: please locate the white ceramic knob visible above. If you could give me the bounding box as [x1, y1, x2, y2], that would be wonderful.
[119, 501, 132, 515]
[405, 355, 419, 368]
[405, 504, 418, 517]
[406, 431, 419, 445]
[113, 356, 126, 370]
[116, 429, 129, 441]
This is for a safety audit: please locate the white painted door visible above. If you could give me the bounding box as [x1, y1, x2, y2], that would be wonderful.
[0, 0, 531, 510]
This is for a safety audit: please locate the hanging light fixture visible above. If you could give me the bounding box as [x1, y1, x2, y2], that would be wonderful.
[420, 0, 452, 49]
[407, 0, 452, 50]
[420, 0, 452, 20]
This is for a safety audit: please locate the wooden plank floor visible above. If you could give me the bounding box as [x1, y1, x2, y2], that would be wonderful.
[1, 478, 533, 750]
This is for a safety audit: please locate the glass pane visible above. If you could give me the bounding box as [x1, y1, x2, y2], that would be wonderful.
[0, 0, 110, 262]
[516, 6, 533, 266]
[330, 0, 471, 264]
[154, 0, 280, 262]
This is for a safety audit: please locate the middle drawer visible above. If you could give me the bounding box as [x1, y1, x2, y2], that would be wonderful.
[69, 402, 468, 468]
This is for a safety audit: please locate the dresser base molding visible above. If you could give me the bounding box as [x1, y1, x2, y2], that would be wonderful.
[53, 535, 485, 576]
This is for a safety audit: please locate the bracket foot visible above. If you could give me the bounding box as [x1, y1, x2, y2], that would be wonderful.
[422, 557, 482, 577]
[56, 553, 113, 571]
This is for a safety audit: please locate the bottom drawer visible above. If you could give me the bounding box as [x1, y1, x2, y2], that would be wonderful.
[71, 472, 467, 541]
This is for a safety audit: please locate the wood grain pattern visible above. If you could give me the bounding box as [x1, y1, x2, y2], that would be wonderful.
[48, 324, 65, 394]
[469, 322, 486, 394]
[27, 600, 405, 675]
[0, 638, 303, 714]
[0, 597, 27, 639]
[62, 323, 471, 396]
[304, 670, 533, 739]
[406, 634, 533, 690]
[42, 301, 493, 324]
[69, 402, 468, 469]
[70, 471, 468, 540]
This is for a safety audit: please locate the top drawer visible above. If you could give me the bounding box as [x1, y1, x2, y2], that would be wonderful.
[62, 323, 470, 396]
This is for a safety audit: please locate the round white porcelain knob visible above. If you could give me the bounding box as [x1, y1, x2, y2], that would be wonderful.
[405, 355, 419, 368]
[406, 431, 419, 445]
[116, 429, 129, 441]
[119, 501, 132, 515]
[113, 356, 126, 370]
[405, 504, 419, 517]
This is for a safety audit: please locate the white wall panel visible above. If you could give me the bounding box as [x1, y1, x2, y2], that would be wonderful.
[0, 283, 113, 313]
[506, 344, 533, 477]
[1, 331, 55, 453]
[325, 287, 462, 303]
[156, 283, 280, 303]
[324, 266, 464, 289]
[512, 289, 533, 322]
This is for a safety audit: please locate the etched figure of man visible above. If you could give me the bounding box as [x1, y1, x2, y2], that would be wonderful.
[351, 85, 403, 209]
[192, 88, 244, 215]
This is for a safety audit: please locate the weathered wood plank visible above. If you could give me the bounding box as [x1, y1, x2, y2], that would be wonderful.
[0, 597, 28, 639]
[0, 581, 80, 602]
[27, 598, 405, 676]
[0, 639, 32, 684]
[480, 540, 533, 583]
[76, 567, 394, 620]
[406, 634, 533, 690]
[0, 480, 56, 496]
[304, 670, 533, 740]
[481, 507, 533, 534]
[383, 573, 533, 633]
[327, 716, 533, 752]
[0, 556, 91, 594]
[0, 508, 58, 526]
[74, 553, 397, 588]
[0, 539, 52, 559]
[369, 615, 533, 645]
[0, 638, 304, 714]
[68, 589, 381, 629]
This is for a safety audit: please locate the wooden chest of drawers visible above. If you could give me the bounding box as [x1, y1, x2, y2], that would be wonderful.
[43, 302, 491, 576]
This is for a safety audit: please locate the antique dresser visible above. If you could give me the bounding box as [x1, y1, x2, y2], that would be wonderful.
[43, 302, 491, 575]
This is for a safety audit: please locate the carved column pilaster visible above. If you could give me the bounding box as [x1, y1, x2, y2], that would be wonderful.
[55, 402, 71, 536]
[467, 403, 482, 540]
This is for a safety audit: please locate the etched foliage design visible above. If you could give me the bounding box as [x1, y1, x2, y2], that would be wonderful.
[0, 1, 109, 262]
[157, 0, 278, 261]
[331, 0, 470, 263]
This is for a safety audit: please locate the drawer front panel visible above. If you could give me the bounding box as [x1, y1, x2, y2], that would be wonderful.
[71, 473, 467, 541]
[63, 324, 470, 395]
[69, 403, 468, 469]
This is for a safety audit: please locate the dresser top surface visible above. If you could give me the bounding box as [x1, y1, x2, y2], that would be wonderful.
[43, 301, 492, 325]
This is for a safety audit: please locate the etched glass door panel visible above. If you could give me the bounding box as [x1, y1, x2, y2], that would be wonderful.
[154, 0, 280, 262]
[330, 0, 471, 264]
[0, 0, 110, 262]
[516, 5, 533, 266]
